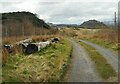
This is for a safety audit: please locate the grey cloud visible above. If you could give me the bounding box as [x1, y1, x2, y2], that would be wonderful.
[0, 2, 23, 13]
[36, 2, 118, 24]
[0, 1, 119, 24]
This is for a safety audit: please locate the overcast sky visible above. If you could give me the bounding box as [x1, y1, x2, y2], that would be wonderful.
[0, 0, 119, 24]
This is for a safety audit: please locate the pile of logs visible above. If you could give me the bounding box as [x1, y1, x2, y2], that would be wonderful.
[3, 37, 60, 54]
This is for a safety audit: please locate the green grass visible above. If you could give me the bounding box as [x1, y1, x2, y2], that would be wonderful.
[2, 39, 72, 82]
[83, 38, 119, 51]
[79, 41, 117, 80]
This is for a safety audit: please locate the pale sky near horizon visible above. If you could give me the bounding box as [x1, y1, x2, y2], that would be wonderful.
[0, 0, 119, 24]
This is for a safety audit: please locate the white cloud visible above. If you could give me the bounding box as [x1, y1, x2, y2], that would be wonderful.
[68, 17, 79, 21]
[15, 0, 39, 13]
[0, 0, 119, 2]
[39, 15, 51, 20]
[0, 0, 119, 24]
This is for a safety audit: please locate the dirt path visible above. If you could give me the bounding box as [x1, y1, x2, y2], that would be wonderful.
[66, 40, 103, 82]
[80, 40, 118, 74]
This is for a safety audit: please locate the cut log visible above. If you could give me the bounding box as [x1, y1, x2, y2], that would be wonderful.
[3, 44, 14, 53]
[25, 44, 38, 54]
[51, 38, 60, 43]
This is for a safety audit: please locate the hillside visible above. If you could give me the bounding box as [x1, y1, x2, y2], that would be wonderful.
[80, 20, 108, 29]
[2, 12, 50, 37]
[56, 24, 79, 28]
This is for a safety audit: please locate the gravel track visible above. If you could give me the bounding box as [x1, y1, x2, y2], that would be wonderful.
[80, 40, 118, 74]
[67, 40, 103, 82]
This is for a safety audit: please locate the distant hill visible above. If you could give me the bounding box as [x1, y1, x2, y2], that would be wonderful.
[56, 24, 79, 28]
[47, 23, 57, 28]
[2, 11, 50, 37]
[80, 20, 108, 29]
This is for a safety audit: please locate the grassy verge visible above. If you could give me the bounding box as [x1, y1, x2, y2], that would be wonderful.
[2, 38, 72, 82]
[79, 41, 117, 80]
[82, 38, 119, 51]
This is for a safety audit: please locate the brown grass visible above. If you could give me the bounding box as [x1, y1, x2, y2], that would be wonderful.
[2, 48, 9, 64]
[31, 35, 63, 42]
[92, 29, 118, 43]
[77, 29, 118, 43]
[3, 34, 63, 44]
[2, 34, 63, 65]
[2, 36, 28, 44]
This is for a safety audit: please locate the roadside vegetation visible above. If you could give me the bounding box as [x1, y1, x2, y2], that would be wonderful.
[3, 35, 61, 44]
[76, 28, 119, 51]
[82, 38, 119, 51]
[78, 41, 117, 80]
[2, 35, 62, 64]
[61, 28, 119, 51]
[2, 38, 72, 82]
